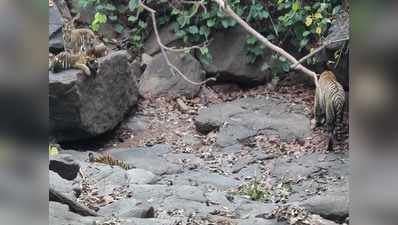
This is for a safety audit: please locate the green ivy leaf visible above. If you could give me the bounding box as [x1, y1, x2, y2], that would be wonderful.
[49, 145, 59, 156]
[175, 30, 186, 38]
[132, 34, 141, 41]
[177, 16, 187, 26]
[221, 20, 230, 28]
[104, 3, 116, 11]
[200, 47, 209, 55]
[300, 38, 309, 47]
[246, 36, 257, 45]
[138, 20, 147, 28]
[199, 26, 210, 37]
[206, 19, 216, 27]
[303, 31, 311, 37]
[115, 24, 124, 33]
[109, 15, 118, 21]
[292, 1, 300, 12]
[128, 0, 140, 11]
[281, 61, 290, 72]
[188, 25, 199, 34]
[128, 16, 138, 22]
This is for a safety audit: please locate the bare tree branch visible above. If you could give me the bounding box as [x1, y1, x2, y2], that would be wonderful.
[140, 0, 216, 86]
[291, 37, 350, 69]
[212, 0, 319, 87]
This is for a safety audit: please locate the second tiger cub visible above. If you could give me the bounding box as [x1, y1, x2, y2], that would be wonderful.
[314, 71, 346, 151]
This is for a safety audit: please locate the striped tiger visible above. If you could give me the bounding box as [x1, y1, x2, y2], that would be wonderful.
[314, 70, 346, 151]
[62, 15, 97, 55]
[49, 51, 93, 76]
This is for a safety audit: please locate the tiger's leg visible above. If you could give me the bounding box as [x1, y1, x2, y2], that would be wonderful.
[313, 88, 324, 128]
[325, 103, 336, 151]
[333, 109, 345, 151]
[73, 63, 91, 76]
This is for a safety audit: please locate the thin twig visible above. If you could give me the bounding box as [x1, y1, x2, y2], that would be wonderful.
[291, 37, 350, 69]
[161, 39, 211, 53]
[140, 0, 216, 86]
[213, 0, 319, 87]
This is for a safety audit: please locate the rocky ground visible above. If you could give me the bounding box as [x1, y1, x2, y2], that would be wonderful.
[49, 82, 349, 225]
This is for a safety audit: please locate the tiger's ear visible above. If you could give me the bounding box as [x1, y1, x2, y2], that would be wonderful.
[71, 13, 81, 23]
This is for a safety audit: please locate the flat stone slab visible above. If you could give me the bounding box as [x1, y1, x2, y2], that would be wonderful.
[195, 96, 311, 147]
[108, 145, 182, 175]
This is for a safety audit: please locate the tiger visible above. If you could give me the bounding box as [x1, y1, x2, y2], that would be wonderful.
[62, 14, 97, 55]
[86, 42, 108, 58]
[314, 70, 346, 151]
[49, 51, 94, 76]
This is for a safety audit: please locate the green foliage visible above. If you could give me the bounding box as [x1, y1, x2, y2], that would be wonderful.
[235, 177, 271, 201]
[89, 153, 131, 170]
[91, 12, 107, 32]
[79, 0, 343, 76]
[49, 144, 60, 156]
[232, 177, 293, 203]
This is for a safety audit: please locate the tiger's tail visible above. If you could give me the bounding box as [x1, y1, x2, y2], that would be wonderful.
[334, 106, 345, 142]
[73, 63, 91, 76]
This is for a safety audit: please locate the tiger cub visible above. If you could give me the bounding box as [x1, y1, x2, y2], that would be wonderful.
[87, 43, 108, 58]
[314, 71, 346, 151]
[49, 51, 94, 76]
[62, 15, 97, 55]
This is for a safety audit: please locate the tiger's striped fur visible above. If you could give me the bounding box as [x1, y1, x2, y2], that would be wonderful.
[49, 51, 93, 76]
[314, 71, 346, 151]
[62, 16, 97, 55]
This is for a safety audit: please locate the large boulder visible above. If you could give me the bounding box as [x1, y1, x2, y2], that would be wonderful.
[325, 11, 349, 90]
[139, 52, 205, 98]
[300, 193, 349, 223]
[49, 51, 139, 142]
[195, 96, 310, 147]
[202, 26, 273, 85]
[143, 24, 181, 56]
[49, 4, 65, 53]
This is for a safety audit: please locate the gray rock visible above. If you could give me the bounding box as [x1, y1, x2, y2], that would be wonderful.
[53, 0, 72, 19]
[162, 171, 241, 190]
[268, 153, 349, 203]
[238, 164, 262, 179]
[123, 114, 149, 132]
[122, 218, 178, 225]
[49, 4, 63, 39]
[141, 53, 154, 66]
[144, 24, 181, 56]
[270, 153, 349, 180]
[49, 171, 76, 199]
[49, 4, 64, 53]
[49, 51, 139, 142]
[300, 193, 349, 223]
[235, 202, 276, 219]
[49, 153, 80, 180]
[84, 163, 165, 198]
[127, 169, 158, 184]
[162, 196, 211, 217]
[84, 164, 130, 196]
[325, 11, 349, 90]
[206, 191, 236, 209]
[139, 52, 205, 98]
[49, 202, 96, 225]
[173, 185, 207, 203]
[202, 26, 272, 85]
[222, 144, 243, 153]
[195, 96, 311, 147]
[98, 198, 154, 218]
[181, 134, 201, 145]
[127, 184, 206, 205]
[108, 145, 181, 175]
[235, 218, 281, 225]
